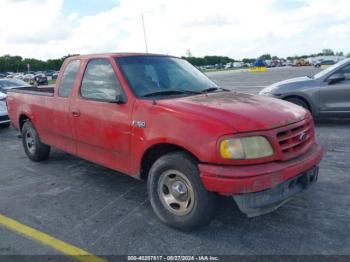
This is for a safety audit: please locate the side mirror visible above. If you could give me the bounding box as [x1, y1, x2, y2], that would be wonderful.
[327, 73, 345, 84]
[108, 94, 126, 104]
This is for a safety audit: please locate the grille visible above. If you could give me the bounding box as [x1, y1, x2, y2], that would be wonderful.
[0, 115, 9, 122]
[276, 119, 314, 160]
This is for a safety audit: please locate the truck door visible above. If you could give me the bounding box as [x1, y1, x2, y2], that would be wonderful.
[48, 59, 80, 154]
[319, 64, 350, 117]
[70, 58, 132, 174]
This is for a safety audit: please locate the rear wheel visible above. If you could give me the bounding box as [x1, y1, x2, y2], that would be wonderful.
[0, 123, 10, 128]
[147, 152, 216, 230]
[285, 97, 310, 111]
[22, 121, 50, 161]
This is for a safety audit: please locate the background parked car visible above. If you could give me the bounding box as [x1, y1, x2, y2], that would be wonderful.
[293, 58, 310, 66]
[314, 60, 335, 68]
[52, 71, 59, 80]
[286, 60, 293, 66]
[13, 73, 24, 80]
[259, 58, 350, 118]
[34, 73, 48, 86]
[45, 70, 56, 77]
[23, 74, 36, 85]
[0, 92, 9, 127]
[0, 78, 30, 94]
[0, 79, 30, 128]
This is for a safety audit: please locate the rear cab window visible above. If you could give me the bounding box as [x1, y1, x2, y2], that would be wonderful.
[58, 60, 81, 97]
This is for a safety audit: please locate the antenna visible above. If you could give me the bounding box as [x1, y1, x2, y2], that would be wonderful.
[141, 13, 148, 53]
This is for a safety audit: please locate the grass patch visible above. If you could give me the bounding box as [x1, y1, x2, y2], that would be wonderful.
[48, 79, 56, 85]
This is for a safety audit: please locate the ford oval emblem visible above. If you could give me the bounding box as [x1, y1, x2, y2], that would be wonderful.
[299, 132, 308, 142]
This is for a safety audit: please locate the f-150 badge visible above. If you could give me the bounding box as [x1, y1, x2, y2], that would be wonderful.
[132, 120, 146, 128]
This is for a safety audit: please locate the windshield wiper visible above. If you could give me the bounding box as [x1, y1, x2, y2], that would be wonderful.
[141, 87, 229, 98]
[200, 87, 229, 93]
[141, 90, 201, 98]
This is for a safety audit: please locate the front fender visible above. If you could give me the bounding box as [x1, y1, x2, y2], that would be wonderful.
[280, 91, 318, 116]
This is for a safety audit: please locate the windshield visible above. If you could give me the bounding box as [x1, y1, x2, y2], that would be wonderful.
[0, 79, 30, 89]
[116, 56, 218, 98]
[313, 59, 349, 79]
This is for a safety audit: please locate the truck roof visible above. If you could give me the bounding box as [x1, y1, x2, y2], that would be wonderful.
[65, 52, 175, 61]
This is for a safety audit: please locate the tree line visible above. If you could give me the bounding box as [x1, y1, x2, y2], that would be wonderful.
[0, 54, 78, 73]
[182, 49, 350, 66]
[1, 49, 349, 72]
[181, 55, 234, 66]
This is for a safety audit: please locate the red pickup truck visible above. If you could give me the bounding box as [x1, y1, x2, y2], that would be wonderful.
[7, 53, 323, 230]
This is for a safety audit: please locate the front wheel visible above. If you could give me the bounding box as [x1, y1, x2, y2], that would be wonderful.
[22, 121, 50, 161]
[147, 152, 216, 230]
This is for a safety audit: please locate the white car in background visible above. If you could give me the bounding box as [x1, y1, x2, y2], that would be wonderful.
[0, 78, 31, 128]
[0, 92, 10, 128]
[23, 73, 35, 81]
[13, 73, 24, 80]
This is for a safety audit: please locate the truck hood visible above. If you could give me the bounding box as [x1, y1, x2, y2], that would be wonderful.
[159, 92, 307, 133]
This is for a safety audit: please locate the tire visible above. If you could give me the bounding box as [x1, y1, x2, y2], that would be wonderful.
[0, 123, 10, 128]
[22, 121, 50, 161]
[147, 152, 216, 230]
[285, 97, 310, 111]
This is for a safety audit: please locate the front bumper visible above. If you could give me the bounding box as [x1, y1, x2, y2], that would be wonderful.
[233, 166, 318, 217]
[0, 114, 10, 125]
[199, 141, 323, 217]
[199, 141, 323, 195]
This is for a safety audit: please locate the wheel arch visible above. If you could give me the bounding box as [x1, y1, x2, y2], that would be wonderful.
[19, 114, 31, 131]
[140, 143, 200, 181]
[282, 94, 313, 113]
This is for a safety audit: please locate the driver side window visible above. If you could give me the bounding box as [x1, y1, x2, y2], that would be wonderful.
[338, 65, 350, 80]
[81, 59, 123, 101]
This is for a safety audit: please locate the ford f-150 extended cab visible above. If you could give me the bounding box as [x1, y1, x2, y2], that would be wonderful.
[7, 53, 323, 230]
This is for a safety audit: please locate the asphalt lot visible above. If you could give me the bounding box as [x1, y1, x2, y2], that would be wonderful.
[0, 66, 350, 258]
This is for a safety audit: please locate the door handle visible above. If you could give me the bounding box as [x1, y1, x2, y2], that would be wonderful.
[71, 110, 81, 117]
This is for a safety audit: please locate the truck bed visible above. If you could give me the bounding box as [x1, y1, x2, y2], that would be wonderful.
[7, 86, 54, 97]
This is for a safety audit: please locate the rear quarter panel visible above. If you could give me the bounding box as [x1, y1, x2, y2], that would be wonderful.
[7, 92, 54, 134]
[7, 91, 78, 154]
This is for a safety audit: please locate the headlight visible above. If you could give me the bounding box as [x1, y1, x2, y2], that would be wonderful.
[259, 85, 276, 95]
[220, 136, 273, 159]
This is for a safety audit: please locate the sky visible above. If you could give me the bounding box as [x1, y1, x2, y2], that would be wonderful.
[0, 0, 349, 60]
